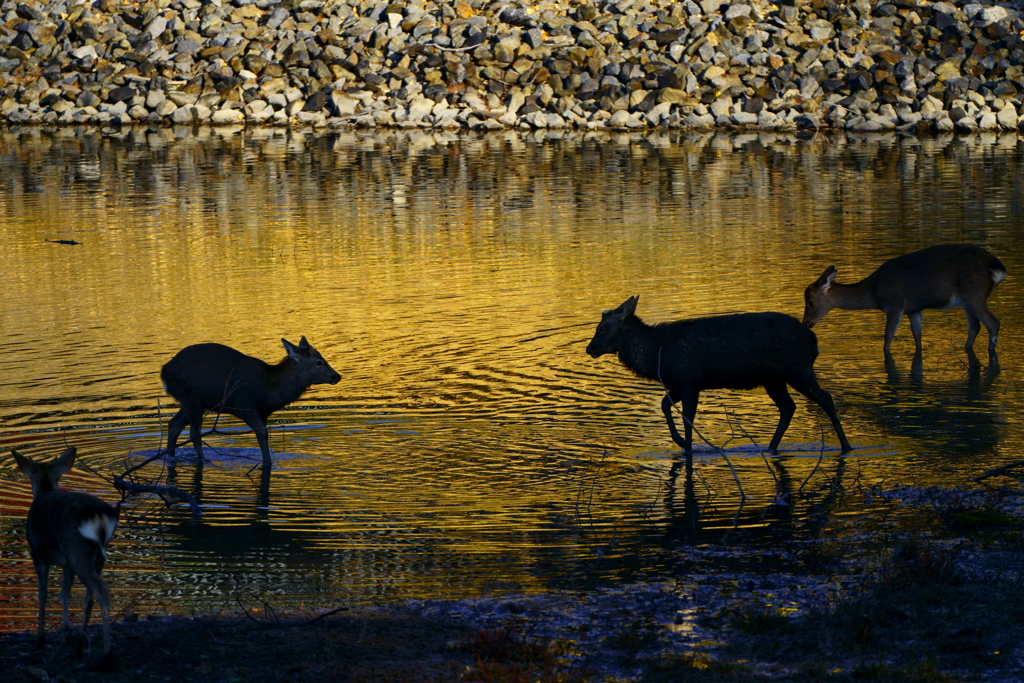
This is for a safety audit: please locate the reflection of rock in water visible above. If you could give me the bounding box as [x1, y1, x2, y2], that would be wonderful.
[851, 350, 1002, 456]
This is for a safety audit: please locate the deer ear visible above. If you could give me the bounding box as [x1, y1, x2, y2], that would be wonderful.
[282, 338, 300, 360]
[618, 295, 639, 317]
[298, 336, 310, 349]
[820, 266, 837, 290]
[11, 449, 33, 475]
[52, 447, 77, 477]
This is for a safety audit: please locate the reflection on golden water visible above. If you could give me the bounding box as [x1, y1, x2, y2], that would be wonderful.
[0, 128, 1021, 631]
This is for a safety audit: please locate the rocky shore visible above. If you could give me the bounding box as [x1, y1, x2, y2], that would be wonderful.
[2, 0, 1024, 131]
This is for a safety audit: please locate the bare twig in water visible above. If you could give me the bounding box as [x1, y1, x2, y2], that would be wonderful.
[638, 473, 665, 522]
[657, 348, 746, 500]
[798, 426, 829, 494]
[574, 450, 607, 531]
[726, 410, 783, 499]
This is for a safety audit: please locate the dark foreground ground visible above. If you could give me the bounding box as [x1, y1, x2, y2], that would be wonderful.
[2, 486, 1023, 683]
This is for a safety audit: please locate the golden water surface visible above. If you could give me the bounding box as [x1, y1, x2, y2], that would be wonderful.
[0, 127, 1021, 630]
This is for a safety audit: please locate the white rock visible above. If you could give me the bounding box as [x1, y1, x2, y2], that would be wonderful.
[996, 105, 1018, 129]
[978, 112, 998, 130]
[211, 109, 244, 124]
[757, 109, 779, 128]
[146, 90, 165, 109]
[296, 111, 328, 127]
[724, 4, 751, 20]
[154, 99, 178, 116]
[330, 92, 358, 116]
[70, 45, 98, 60]
[979, 6, 1008, 23]
[710, 96, 732, 117]
[544, 112, 569, 127]
[170, 107, 195, 124]
[685, 112, 716, 127]
[406, 97, 434, 121]
[955, 115, 978, 131]
[146, 16, 167, 40]
[607, 110, 631, 127]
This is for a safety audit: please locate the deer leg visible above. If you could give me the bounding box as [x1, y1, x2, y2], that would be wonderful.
[33, 560, 49, 649]
[661, 390, 696, 455]
[964, 308, 981, 350]
[185, 404, 206, 462]
[788, 374, 853, 454]
[165, 409, 188, 458]
[61, 564, 74, 631]
[908, 312, 923, 352]
[78, 574, 113, 665]
[883, 309, 903, 354]
[241, 412, 272, 466]
[966, 302, 999, 356]
[71, 549, 113, 664]
[764, 381, 796, 454]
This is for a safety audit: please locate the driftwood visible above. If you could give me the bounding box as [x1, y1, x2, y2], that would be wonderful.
[114, 473, 202, 518]
[973, 459, 1024, 482]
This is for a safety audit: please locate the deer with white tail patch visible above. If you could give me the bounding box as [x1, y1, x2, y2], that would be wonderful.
[802, 244, 1006, 359]
[12, 446, 118, 669]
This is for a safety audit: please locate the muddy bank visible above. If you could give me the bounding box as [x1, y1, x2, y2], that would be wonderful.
[3, 486, 1022, 682]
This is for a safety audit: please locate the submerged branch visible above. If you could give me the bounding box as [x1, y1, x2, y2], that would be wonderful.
[973, 459, 1024, 482]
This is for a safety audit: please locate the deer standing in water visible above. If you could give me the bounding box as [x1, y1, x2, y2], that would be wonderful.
[586, 296, 852, 465]
[12, 447, 118, 669]
[161, 337, 341, 466]
[802, 244, 1006, 359]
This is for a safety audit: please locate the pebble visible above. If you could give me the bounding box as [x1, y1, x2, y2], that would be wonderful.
[1, 0, 1023, 131]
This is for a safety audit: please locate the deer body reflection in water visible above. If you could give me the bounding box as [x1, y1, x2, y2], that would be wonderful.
[161, 337, 341, 466]
[586, 296, 852, 467]
[12, 447, 118, 670]
[802, 244, 1006, 360]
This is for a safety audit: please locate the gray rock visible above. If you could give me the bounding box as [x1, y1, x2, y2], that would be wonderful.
[978, 112, 998, 130]
[170, 106, 195, 124]
[723, 5, 751, 21]
[997, 105, 1018, 129]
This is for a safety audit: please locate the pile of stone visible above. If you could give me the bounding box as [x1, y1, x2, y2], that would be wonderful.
[3, 0, 1024, 131]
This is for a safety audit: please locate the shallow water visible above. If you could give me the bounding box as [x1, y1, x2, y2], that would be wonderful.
[0, 127, 1021, 630]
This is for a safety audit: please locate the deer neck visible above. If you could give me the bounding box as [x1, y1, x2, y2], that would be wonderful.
[616, 318, 670, 382]
[828, 279, 877, 311]
[265, 357, 307, 407]
[31, 477, 59, 498]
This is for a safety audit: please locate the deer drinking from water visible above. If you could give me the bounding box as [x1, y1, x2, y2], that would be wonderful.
[802, 244, 1006, 358]
[12, 447, 118, 668]
[586, 296, 852, 462]
[161, 337, 341, 466]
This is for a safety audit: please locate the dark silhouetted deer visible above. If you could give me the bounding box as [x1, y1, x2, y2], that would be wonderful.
[803, 244, 1006, 358]
[161, 337, 341, 466]
[12, 447, 118, 669]
[586, 296, 852, 462]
